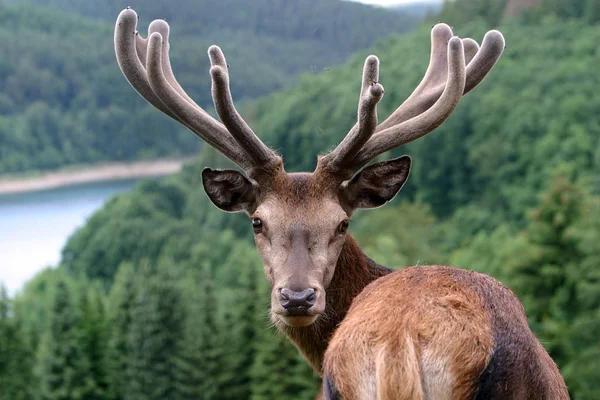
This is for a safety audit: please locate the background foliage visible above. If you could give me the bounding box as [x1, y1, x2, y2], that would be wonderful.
[1, 0, 599, 399]
[0, 0, 417, 174]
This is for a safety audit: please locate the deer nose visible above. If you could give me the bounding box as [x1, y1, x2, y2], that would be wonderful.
[279, 288, 316, 314]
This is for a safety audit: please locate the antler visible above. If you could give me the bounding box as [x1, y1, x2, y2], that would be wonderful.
[321, 24, 505, 177]
[114, 8, 281, 175]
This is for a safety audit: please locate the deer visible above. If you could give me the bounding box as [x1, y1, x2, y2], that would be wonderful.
[115, 8, 568, 399]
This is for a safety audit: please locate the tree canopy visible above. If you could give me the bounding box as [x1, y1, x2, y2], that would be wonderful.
[0, 0, 418, 174]
[1, 0, 599, 399]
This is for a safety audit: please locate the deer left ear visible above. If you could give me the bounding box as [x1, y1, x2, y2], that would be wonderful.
[340, 155, 411, 210]
[202, 168, 258, 213]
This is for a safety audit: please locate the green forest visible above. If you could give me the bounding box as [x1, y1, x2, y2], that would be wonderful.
[1, 0, 600, 399]
[0, 0, 417, 174]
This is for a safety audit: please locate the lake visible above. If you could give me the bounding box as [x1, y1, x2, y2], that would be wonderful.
[0, 179, 141, 296]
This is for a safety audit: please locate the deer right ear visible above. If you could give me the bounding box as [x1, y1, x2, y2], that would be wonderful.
[202, 168, 258, 213]
[340, 156, 411, 211]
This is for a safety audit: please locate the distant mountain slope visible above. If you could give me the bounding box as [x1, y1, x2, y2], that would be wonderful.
[0, 0, 418, 174]
[436, 0, 598, 26]
[504, 0, 543, 16]
[54, 16, 600, 399]
[392, 1, 442, 19]
[15, 0, 418, 55]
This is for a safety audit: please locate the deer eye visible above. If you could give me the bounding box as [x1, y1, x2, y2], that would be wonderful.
[251, 217, 263, 233]
[337, 220, 350, 234]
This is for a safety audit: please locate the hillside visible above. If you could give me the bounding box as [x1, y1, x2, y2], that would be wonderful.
[392, 1, 442, 18]
[1, 0, 600, 399]
[53, 15, 600, 400]
[436, 0, 600, 26]
[0, 0, 418, 174]
[14, 0, 417, 54]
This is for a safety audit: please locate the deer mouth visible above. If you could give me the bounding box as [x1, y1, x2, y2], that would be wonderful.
[280, 314, 319, 327]
[273, 305, 321, 327]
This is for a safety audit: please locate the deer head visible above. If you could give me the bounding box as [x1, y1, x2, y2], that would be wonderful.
[115, 8, 505, 328]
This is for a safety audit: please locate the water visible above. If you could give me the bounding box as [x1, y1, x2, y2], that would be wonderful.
[0, 179, 140, 296]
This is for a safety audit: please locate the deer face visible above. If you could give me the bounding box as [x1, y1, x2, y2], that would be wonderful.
[202, 157, 411, 327]
[252, 190, 348, 327]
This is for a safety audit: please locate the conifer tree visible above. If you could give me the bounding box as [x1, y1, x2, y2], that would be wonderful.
[558, 195, 600, 399]
[0, 284, 35, 400]
[126, 262, 184, 400]
[79, 280, 108, 399]
[174, 266, 222, 400]
[586, 0, 600, 22]
[218, 245, 261, 400]
[35, 278, 96, 400]
[504, 175, 598, 398]
[509, 175, 584, 335]
[105, 263, 137, 400]
[0, 284, 9, 385]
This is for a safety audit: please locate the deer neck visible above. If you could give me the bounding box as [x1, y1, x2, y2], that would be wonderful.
[277, 234, 392, 373]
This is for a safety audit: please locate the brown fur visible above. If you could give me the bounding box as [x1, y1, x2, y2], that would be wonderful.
[324, 266, 570, 400]
[275, 234, 390, 372]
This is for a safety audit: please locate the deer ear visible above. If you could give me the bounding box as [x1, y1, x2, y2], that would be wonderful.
[340, 156, 411, 210]
[202, 168, 258, 213]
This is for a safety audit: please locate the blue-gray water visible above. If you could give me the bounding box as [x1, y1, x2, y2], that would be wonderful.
[0, 179, 140, 296]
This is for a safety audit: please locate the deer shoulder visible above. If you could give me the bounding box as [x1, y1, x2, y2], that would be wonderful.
[323, 266, 570, 400]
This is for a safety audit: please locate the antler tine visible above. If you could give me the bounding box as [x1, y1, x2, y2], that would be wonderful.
[462, 38, 479, 65]
[115, 8, 181, 121]
[412, 24, 455, 98]
[462, 30, 505, 94]
[321, 55, 384, 175]
[146, 20, 211, 117]
[116, 8, 267, 171]
[116, 10, 223, 141]
[376, 26, 504, 132]
[209, 46, 280, 167]
[375, 23, 453, 131]
[352, 37, 466, 170]
[145, 32, 248, 166]
[135, 31, 148, 65]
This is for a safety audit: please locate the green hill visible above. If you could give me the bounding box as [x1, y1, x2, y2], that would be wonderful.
[392, 1, 442, 19]
[53, 14, 600, 399]
[0, 0, 418, 174]
[436, 0, 600, 26]
[2, 0, 600, 399]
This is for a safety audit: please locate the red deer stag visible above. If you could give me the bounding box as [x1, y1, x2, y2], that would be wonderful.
[115, 8, 568, 399]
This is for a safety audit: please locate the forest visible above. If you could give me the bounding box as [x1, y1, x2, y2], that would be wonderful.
[0, 0, 416, 174]
[0, 0, 599, 399]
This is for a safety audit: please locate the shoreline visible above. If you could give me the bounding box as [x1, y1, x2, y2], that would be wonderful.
[0, 159, 192, 196]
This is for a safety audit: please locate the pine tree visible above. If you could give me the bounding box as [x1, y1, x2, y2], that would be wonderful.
[174, 266, 223, 400]
[0, 284, 35, 400]
[126, 262, 184, 400]
[79, 280, 108, 400]
[509, 175, 584, 334]
[558, 195, 600, 399]
[585, 0, 600, 23]
[0, 284, 9, 387]
[218, 246, 262, 400]
[105, 263, 137, 400]
[35, 278, 96, 400]
[505, 174, 598, 399]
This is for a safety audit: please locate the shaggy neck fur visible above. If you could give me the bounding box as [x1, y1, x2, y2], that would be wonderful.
[275, 234, 392, 373]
